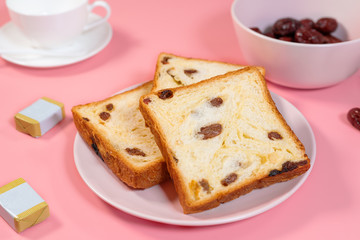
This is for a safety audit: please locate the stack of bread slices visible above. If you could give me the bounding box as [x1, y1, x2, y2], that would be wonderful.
[72, 53, 310, 214]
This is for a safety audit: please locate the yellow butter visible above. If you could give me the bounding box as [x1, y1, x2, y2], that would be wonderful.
[14, 97, 65, 137]
[0, 178, 49, 233]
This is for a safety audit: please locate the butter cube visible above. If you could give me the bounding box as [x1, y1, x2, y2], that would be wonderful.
[0, 178, 49, 233]
[15, 97, 65, 137]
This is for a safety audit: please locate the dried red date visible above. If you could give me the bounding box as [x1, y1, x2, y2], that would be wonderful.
[272, 18, 300, 36]
[347, 107, 360, 131]
[268, 131, 283, 140]
[221, 173, 237, 186]
[294, 28, 324, 44]
[99, 112, 110, 121]
[282, 160, 308, 172]
[315, 18, 338, 34]
[184, 69, 198, 77]
[300, 18, 315, 29]
[125, 147, 146, 157]
[106, 103, 114, 111]
[161, 56, 171, 64]
[210, 97, 223, 107]
[282, 161, 299, 172]
[143, 97, 151, 104]
[199, 179, 211, 193]
[158, 89, 173, 99]
[198, 123, 222, 140]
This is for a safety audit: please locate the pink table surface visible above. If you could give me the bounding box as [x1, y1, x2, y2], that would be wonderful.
[1, 0, 359, 239]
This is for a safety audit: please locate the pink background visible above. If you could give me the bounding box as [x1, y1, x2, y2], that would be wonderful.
[1, 0, 359, 239]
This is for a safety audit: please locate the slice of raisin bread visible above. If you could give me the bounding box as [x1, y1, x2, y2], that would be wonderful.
[72, 81, 169, 189]
[139, 67, 310, 213]
[152, 52, 265, 91]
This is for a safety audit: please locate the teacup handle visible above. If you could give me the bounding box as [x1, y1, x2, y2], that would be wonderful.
[83, 1, 111, 32]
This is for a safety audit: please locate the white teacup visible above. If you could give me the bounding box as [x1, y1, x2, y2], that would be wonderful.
[6, 0, 111, 49]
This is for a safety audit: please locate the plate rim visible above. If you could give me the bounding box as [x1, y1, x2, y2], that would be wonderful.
[73, 83, 316, 226]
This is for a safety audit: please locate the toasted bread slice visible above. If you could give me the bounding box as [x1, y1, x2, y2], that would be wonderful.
[139, 67, 310, 213]
[72, 82, 168, 189]
[152, 52, 265, 91]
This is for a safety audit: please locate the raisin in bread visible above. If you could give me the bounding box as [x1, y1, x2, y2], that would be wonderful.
[139, 67, 310, 213]
[152, 52, 265, 91]
[72, 82, 168, 189]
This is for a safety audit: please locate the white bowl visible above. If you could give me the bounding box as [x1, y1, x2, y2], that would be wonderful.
[231, 0, 360, 89]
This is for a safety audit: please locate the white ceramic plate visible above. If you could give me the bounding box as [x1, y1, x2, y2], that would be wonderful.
[0, 13, 112, 68]
[73, 85, 316, 226]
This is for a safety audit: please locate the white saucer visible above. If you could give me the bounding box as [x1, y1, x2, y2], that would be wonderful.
[0, 13, 112, 68]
